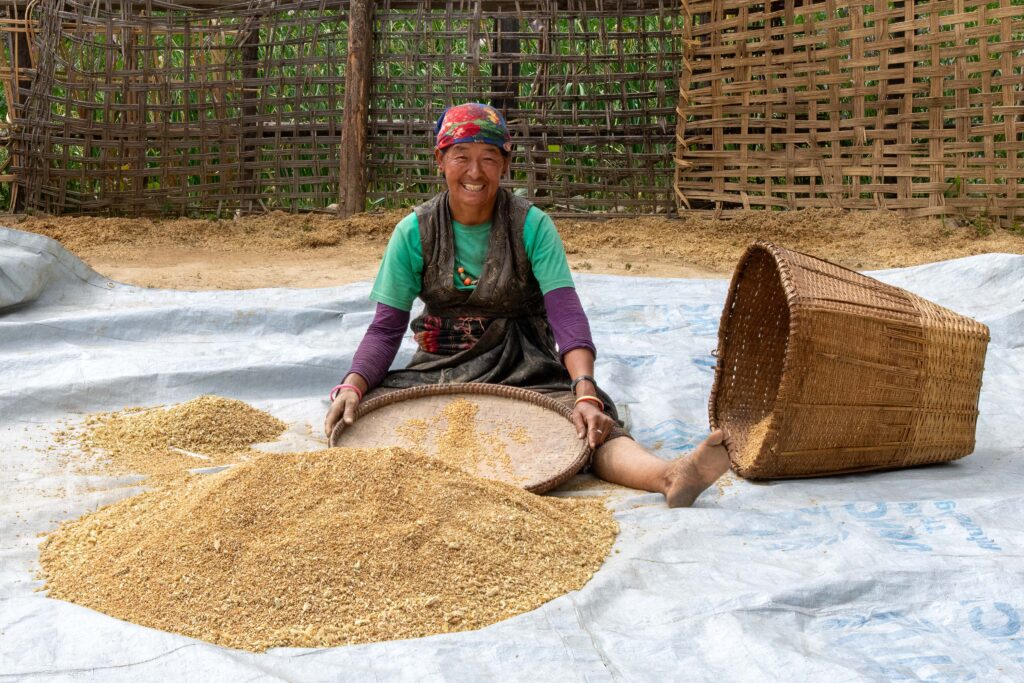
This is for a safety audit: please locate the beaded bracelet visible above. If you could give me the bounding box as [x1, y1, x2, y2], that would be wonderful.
[330, 383, 364, 402]
[574, 395, 605, 412]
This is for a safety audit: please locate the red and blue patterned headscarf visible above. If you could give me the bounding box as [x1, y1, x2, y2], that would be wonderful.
[434, 103, 512, 154]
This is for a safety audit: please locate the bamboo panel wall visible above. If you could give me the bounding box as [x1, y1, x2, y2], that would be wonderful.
[9, 0, 347, 215]
[2, 0, 682, 216]
[675, 0, 1024, 227]
[367, 0, 681, 213]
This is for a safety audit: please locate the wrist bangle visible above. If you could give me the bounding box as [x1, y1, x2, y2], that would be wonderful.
[571, 374, 597, 396]
[574, 395, 604, 412]
[330, 383, 364, 402]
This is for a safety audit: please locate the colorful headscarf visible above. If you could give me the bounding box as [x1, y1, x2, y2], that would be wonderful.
[434, 103, 512, 154]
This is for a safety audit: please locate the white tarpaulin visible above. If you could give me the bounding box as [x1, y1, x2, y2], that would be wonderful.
[1, 226, 1022, 682]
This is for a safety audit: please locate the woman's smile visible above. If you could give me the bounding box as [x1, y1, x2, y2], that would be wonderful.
[435, 142, 510, 224]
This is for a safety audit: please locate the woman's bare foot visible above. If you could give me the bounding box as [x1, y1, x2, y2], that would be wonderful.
[662, 429, 730, 508]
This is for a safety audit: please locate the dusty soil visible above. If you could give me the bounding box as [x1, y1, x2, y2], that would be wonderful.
[7, 208, 1024, 289]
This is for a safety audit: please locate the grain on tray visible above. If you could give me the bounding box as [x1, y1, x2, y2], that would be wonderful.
[38, 447, 618, 652]
[394, 418, 427, 448]
[55, 395, 287, 482]
[507, 425, 530, 445]
[397, 399, 518, 481]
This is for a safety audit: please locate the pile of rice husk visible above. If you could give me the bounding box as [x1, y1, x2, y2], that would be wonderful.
[38, 447, 618, 652]
[55, 395, 287, 481]
[17, 209, 403, 257]
[733, 416, 775, 474]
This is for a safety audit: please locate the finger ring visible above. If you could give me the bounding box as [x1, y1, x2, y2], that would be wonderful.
[594, 429, 603, 433]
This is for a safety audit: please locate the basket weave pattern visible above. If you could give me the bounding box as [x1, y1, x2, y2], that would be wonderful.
[710, 242, 990, 479]
[675, 0, 1024, 227]
[9, 1, 681, 216]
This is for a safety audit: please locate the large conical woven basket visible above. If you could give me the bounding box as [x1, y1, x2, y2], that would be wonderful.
[709, 242, 989, 480]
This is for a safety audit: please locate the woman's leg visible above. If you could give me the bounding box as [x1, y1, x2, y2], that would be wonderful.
[590, 431, 730, 508]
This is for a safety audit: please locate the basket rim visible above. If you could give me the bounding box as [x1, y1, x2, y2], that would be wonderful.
[708, 241, 797, 466]
[329, 382, 592, 494]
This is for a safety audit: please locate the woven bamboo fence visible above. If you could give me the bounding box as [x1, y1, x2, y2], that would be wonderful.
[0, 0, 682, 216]
[675, 0, 1024, 227]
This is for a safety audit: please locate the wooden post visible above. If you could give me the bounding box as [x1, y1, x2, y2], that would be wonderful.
[490, 17, 520, 115]
[239, 19, 260, 214]
[5, 4, 34, 212]
[338, 0, 373, 218]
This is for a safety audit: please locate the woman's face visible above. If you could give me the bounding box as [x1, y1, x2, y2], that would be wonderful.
[434, 143, 510, 220]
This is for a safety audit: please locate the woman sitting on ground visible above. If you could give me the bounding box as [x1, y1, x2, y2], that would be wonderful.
[324, 102, 728, 507]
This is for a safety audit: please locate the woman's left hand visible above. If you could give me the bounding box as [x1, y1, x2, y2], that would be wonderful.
[571, 400, 615, 449]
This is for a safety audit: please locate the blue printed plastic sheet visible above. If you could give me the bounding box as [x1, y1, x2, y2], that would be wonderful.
[1, 227, 1022, 681]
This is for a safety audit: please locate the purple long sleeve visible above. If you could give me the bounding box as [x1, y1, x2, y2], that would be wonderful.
[543, 287, 597, 360]
[346, 303, 410, 389]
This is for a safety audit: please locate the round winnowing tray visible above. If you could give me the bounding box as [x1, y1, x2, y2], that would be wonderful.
[328, 384, 590, 494]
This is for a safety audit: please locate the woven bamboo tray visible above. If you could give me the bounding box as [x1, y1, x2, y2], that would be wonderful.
[709, 242, 990, 480]
[329, 384, 590, 494]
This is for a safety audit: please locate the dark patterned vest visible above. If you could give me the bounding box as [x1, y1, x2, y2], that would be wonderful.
[414, 188, 543, 319]
[377, 188, 621, 424]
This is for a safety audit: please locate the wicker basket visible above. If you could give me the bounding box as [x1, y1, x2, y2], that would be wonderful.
[709, 242, 989, 479]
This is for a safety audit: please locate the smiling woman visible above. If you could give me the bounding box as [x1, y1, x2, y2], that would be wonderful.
[431, 103, 512, 226]
[436, 144, 509, 226]
[323, 102, 730, 508]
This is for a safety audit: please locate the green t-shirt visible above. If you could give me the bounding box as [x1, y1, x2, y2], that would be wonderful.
[369, 206, 575, 312]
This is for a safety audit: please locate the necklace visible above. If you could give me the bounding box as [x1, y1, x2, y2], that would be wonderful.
[456, 265, 478, 286]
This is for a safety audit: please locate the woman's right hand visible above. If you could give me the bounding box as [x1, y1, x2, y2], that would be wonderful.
[324, 388, 361, 439]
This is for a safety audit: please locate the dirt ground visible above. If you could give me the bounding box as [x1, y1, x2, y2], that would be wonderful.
[7, 208, 1024, 289]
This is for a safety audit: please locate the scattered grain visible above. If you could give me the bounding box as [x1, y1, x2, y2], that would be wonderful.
[39, 448, 618, 652]
[394, 418, 428, 448]
[714, 472, 737, 498]
[398, 399, 518, 482]
[559, 475, 635, 494]
[507, 425, 530, 445]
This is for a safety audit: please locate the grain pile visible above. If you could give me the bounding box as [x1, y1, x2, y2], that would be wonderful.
[17, 209, 402, 257]
[734, 416, 775, 473]
[39, 447, 618, 652]
[56, 395, 287, 481]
